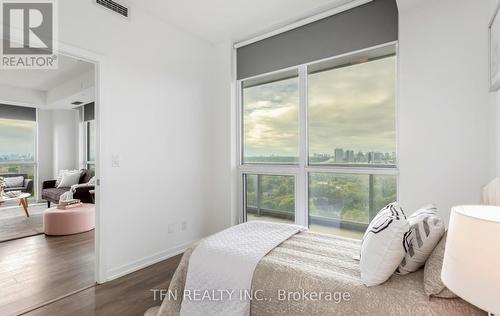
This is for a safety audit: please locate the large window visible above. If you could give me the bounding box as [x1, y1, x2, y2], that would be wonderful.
[242, 70, 299, 164]
[239, 44, 397, 239]
[308, 56, 396, 166]
[86, 120, 96, 170]
[308, 173, 396, 239]
[244, 174, 295, 224]
[0, 118, 37, 195]
[83, 102, 95, 170]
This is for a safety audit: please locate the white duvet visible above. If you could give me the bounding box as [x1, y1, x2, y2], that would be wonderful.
[179, 221, 305, 316]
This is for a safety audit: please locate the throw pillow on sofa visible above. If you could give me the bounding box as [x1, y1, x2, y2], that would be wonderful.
[4, 176, 24, 188]
[397, 204, 445, 275]
[55, 169, 80, 187]
[360, 202, 410, 287]
[57, 171, 82, 188]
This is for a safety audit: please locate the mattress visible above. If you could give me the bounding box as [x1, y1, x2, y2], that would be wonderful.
[149, 231, 483, 316]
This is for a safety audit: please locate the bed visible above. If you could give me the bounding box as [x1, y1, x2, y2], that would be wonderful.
[146, 229, 483, 316]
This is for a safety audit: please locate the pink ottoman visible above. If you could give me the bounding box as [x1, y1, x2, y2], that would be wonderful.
[43, 203, 95, 236]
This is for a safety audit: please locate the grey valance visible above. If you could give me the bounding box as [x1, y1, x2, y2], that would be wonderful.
[0, 104, 36, 121]
[84, 102, 95, 121]
[236, 0, 398, 80]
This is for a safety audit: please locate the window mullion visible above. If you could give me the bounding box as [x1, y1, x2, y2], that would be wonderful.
[296, 65, 308, 228]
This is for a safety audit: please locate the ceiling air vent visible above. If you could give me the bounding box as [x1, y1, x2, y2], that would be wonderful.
[96, 0, 129, 18]
[71, 101, 83, 105]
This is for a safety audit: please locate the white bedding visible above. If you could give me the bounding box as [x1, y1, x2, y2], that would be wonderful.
[179, 221, 305, 316]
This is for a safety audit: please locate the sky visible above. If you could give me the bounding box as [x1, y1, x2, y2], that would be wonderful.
[0, 119, 36, 158]
[243, 56, 396, 158]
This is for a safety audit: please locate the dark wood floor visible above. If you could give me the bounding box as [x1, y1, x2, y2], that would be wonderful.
[24, 254, 182, 316]
[0, 231, 95, 316]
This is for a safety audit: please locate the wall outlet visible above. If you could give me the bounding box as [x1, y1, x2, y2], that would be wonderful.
[181, 221, 187, 231]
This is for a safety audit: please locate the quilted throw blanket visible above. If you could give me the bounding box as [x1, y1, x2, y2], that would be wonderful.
[179, 221, 305, 316]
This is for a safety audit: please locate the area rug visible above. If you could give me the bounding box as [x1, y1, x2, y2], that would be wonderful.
[0, 204, 46, 242]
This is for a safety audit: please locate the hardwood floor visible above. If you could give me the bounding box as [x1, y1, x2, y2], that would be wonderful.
[1, 228, 182, 316]
[0, 231, 95, 316]
[0, 204, 47, 242]
[24, 254, 183, 316]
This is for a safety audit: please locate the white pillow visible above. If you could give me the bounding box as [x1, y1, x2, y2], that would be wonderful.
[397, 204, 445, 275]
[360, 202, 409, 287]
[87, 176, 96, 185]
[5, 176, 24, 188]
[55, 169, 80, 187]
[57, 171, 82, 188]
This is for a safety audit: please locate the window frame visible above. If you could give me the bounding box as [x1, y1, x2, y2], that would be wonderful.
[83, 120, 96, 170]
[0, 109, 38, 200]
[236, 41, 399, 230]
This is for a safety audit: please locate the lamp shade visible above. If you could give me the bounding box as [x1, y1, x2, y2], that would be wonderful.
[442, 205, 500, 314]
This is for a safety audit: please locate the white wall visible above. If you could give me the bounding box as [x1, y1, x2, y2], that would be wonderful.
[398, 0, 495, 224]
[491, 0, 500, 176]
[57, 1, 218, 281]
[206, 41, 237, 235]
[37, 109, 54, 197]
[37, 109, 79, 199]
[51, 110, 79, 175]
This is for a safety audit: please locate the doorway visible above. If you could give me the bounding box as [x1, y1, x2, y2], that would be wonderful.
[0, 50, 101, 315]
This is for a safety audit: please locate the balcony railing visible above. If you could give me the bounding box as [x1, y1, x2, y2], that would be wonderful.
[246, 173, 387, 233]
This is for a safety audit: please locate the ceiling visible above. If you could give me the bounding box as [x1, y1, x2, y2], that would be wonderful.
[129, 0, 359, 43]
[0, 54, 94, 92]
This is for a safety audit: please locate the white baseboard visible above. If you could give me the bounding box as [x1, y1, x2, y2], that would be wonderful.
[103, 240, 196, 283]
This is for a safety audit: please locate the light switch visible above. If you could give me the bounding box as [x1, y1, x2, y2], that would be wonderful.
[112, 154, 120, 167]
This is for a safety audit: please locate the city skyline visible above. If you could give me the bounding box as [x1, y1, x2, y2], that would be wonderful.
[246, 147, 396, 165]
[0, 153, 35, 162]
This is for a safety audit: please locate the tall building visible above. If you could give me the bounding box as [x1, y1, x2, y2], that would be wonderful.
[346, 150, 355, 163]
[356, 151, 367, 163]
[367, 152, 374, 163]
[334, 148, 344, 163]
[374, 152, 383, 163]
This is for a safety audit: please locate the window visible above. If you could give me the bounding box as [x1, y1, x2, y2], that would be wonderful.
[0, 118, 37, 195]
[308, 56, 396, 166]
[308, 173, 396, 239]
[82, 102, 95, 170]
[86, 120, 96, 169]
[242, 70, 299, 164]
[244, 174, 295, 224]
[239, 44, 397, 239]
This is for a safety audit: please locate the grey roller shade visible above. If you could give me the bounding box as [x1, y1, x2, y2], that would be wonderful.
[0, 104, 36, 121]
[84, 102, 95, 121]
[237, 0, 398, 79]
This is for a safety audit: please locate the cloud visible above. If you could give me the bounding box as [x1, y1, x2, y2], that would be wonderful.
[243, 56, 396, 157]
[243, 78, 299, 156]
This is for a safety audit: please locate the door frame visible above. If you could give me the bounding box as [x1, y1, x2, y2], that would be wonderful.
[57, 42, 105, 284]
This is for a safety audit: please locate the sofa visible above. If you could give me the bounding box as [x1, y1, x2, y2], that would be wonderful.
[42, 169, 95, 208]
[0, 173, 34, 194]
